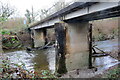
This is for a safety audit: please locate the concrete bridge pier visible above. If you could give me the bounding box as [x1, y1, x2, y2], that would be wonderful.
[32, 29, 47, 48]
[55, 22, 90, 74]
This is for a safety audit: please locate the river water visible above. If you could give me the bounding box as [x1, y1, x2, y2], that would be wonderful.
[3, 48, 56, 73]
[3, 39, 119, 73]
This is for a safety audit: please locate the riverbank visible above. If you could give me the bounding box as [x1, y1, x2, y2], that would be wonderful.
[61, 38, 119, 78]
[95, 38, 119, 60]
[93, 63, 119, 78]
[61, 57, 119, 78]
[0, 56, 56, 78]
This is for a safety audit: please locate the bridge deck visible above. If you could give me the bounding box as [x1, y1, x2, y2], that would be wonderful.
[30, 2, 120, 29]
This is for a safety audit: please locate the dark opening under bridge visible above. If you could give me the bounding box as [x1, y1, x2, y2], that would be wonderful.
[29, 2, 120, 74]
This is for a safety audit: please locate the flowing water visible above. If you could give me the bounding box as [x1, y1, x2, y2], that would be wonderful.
[3, 48, 56, 73]
[2, 39, 119, 73]
[93, 39, 119, 71]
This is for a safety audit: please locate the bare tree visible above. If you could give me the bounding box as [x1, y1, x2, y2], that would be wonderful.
[0, 2, 16, 21]
[38, 9, 49, 20]
[25, 9, 32, 24]
[38, 0, 69, 20]
[31, 6, 39, 22]
[25, 6, 39, 23]
[25, 0, 70, 22]
[54, 1, 66, 11]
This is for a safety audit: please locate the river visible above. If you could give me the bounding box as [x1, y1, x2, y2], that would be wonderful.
[2, 39, 119, 73]
[3, 48, 56, 73]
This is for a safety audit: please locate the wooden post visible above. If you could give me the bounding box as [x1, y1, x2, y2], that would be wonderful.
[88, 23, 93, 69]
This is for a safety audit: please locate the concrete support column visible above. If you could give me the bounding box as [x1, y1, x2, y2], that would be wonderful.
[55, 22, 90, 73]
[43, 28, 48, 45]
[66, 22, 89, 71]
[33, 29, 45, 47]
[30, 30, 35, 48]
[55, 23, 67, 74]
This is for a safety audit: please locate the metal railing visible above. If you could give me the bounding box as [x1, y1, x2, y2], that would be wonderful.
[39, 1, 76, 20]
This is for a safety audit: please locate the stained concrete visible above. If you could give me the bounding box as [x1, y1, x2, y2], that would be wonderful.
[65, 22, 89, 71]
[33, 29, 45, 47]
[46, 28, 55, 42]
[54, 23, 67, 74]
[54, 22, 90, 73]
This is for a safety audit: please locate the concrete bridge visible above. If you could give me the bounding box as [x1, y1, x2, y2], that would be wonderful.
[29, 2, 120, 74]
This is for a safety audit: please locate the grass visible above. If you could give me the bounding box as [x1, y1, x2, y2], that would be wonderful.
[106, 67, 120, 78]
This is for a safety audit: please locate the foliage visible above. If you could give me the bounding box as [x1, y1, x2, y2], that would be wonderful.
[25, 9, 32, 24]
[2, 37, 21, 49]
[25, 7, 39, 24]
[92, 28, 118, 41]
[1, 29, 10, 35]
[38, 1, 69, 20]
[107, 67, 120, 78]
[0, 57, 57, 79]
[0, 2, 16, 21]
[1, 18, 27, 32]
[39, 9, 49, 20]
[0, 17, 7, 22]
[25, 1, 70, 22]
[1, 29, 22, 49]
[93, 33, 108, 41]
[110, 28, 118, 38]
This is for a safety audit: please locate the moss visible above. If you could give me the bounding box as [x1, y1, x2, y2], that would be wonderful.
[57, 54, 67, 74]
[55, 23, 67, 74]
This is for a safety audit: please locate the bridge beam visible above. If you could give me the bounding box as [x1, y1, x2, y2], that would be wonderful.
[55, 22, 90, 73]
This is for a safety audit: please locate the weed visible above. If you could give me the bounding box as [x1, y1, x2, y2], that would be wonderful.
[107, 67, 120, 78]
[0, 57, 57, 79]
